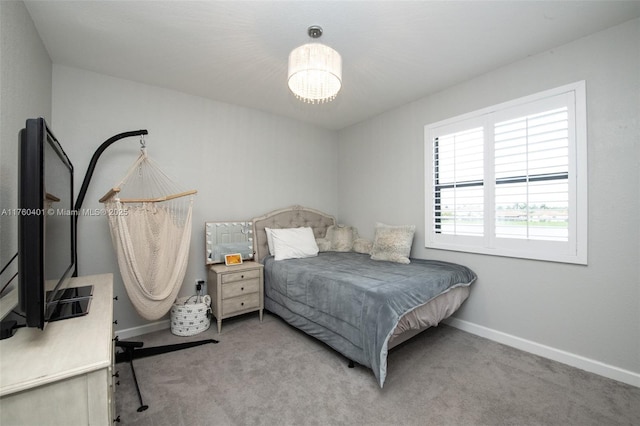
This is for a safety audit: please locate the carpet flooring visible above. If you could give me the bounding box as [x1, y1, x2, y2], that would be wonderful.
[115, 312, 640, 425]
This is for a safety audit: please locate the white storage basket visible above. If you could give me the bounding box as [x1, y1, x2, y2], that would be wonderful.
[170, 295, 211, 336]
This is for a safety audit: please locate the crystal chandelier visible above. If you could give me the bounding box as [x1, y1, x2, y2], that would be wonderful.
[288, 26, 342, 104]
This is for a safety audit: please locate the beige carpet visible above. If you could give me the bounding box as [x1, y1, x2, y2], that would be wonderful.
[115, 312, 640, 425]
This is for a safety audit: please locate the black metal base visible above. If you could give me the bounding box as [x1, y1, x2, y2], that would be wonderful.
[0, 320, 17, 340]
[115, 339, 218, 364]
[115, 339, 218, 413]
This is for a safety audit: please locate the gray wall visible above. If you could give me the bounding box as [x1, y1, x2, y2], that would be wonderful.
[0, 1, 52, 297]
[338, 19, 639, 379]
[51, 65, 338, 331]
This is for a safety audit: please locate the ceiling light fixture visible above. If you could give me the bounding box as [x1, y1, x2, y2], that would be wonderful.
[287, 26, 342, 104]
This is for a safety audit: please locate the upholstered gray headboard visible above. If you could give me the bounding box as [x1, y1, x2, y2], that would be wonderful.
[251, 205, 336, 263]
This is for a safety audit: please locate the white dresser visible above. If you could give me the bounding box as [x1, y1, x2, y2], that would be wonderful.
[0, 274, 115, 425]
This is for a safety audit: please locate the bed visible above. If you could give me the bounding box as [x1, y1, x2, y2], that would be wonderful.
[251, 205, 476, 387]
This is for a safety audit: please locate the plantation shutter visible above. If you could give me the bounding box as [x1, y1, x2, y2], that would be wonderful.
[493, 94, 572, 242]
[433, 127, 484, 237]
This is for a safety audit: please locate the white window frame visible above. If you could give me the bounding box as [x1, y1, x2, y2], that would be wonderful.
[424, 81, 587, 264]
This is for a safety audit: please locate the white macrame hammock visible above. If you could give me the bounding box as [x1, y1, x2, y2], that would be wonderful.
[100, 148, 196, 320]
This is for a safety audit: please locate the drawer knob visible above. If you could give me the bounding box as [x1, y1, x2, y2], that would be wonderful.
[241, 274, 244, 278]
[241, 302, 244, 306]
[241, 287, 244, 291]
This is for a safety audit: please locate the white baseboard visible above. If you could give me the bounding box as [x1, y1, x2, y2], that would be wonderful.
[115, 319, 170, 340]
[444, 317, 640, 388]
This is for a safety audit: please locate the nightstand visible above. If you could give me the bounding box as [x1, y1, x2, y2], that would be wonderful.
[207, 261, 264, 333]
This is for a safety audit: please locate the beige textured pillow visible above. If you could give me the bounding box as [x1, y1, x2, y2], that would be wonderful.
[315, 237, 332, 252]
[370, 223, 415, 264]
[319, 225, 358, 252]
[331, 225, 356, 252]
[317, 225, 336, 252]
[352, 238, 373, 254]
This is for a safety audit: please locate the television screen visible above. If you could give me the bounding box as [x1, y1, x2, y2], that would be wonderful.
[18, 118, 77, 329]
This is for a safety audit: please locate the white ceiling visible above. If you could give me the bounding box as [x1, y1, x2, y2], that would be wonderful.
[24, 1, 640, 130]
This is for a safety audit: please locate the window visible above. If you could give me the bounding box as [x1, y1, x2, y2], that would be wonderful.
[425, 81, 587, 264]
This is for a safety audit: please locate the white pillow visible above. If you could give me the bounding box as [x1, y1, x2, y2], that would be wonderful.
[265, 227, 275, 255]
[271, 227, 319, 261]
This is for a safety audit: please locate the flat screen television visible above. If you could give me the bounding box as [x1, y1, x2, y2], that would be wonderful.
[18, 117, 86, 330]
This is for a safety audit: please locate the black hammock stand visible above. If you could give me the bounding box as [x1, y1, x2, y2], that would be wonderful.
[75, 130, 217, 413]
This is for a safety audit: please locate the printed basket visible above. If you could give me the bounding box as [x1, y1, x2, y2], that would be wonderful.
[170, 295, 211, 336]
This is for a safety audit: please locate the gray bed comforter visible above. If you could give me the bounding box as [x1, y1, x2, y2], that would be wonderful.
[263, 252, 476, 387]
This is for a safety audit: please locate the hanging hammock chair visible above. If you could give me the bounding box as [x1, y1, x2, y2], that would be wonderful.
[100, 146, 196, 320]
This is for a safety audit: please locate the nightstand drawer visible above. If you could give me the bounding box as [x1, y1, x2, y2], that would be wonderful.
[222, 278, 259, 299]
[221, 269, 261, 284]
[222, 293, 260, 315]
